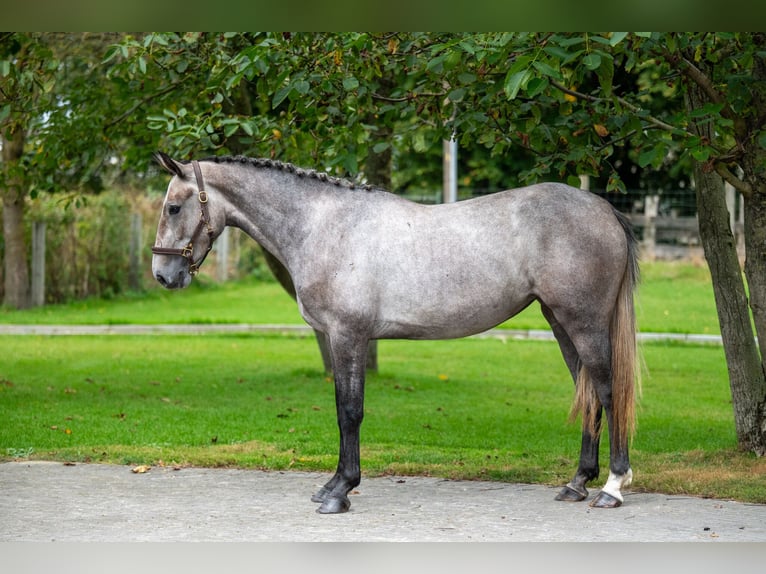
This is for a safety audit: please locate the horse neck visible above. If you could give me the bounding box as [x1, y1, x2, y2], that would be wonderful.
[209, 163, 322, 269]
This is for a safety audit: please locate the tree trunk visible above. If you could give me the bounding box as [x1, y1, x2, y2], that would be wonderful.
[694, 163, 766, 454]
[741, 190, 766, 455]
[1, 127, 30, 309]
[685, 63, 766, 455]
[741, 34, 766, 371]
[739, 43, 766, 453]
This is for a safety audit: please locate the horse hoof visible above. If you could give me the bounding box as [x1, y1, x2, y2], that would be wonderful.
[589, 490, 622, 508]
[311, 487, 330, 503]
[316, 495, 351, 514]
[555, 485, 588, 502]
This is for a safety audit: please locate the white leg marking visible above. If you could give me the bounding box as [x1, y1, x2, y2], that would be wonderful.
[601, 468, 633, 502]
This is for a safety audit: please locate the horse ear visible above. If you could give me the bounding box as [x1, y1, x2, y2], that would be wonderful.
[154, 152, 185, 178]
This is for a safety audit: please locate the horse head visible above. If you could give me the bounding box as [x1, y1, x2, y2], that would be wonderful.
[151, 152, 222, 289]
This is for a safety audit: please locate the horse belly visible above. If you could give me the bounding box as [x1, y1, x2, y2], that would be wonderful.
[373, 275, 533, 340]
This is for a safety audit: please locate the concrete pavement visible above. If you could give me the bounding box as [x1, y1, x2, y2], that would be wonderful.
[2, 461, 765, 542]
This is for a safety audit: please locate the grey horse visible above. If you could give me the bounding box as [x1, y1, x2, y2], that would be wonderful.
[151, 153, 640, 514]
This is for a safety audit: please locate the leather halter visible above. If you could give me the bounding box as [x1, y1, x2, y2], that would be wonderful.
[151, 160, 214, 276]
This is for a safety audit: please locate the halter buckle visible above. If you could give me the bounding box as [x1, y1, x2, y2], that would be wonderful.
[181, 244, 193, 259]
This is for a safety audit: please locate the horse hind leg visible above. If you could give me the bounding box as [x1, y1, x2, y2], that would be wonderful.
[574, 338, 633, 509]
[542, 304, 602, 503]
[556, 397, 603, 503]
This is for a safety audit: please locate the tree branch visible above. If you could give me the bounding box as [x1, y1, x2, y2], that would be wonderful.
[372, 91, 445, 103]
[549, 79, 682, 133]
[716, 162, 753, 197]
[104, 81, 183, 131]
[680, 57, 724, 106]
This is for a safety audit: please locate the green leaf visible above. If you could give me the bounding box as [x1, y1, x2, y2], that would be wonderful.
[342, 77, 359, 90]
[504, 69, 531, 100]
[609, 32, 628, 47]
[606, 175, 626, 194]
[596, 51, 614, 96]
[102, 46, 121, 64]
[532, 60, 562, 80]
[372, 142, 390, 153]
[638, 144, 666, 168]
[526, 76, 549, 98]
[343, 153, 358, 174]
[427, 54, 446, 72]
[758, 130, 766, 150]
[691, 147, 712, 161]
[448, 88, 466, 102]
[583, 53, 602, 70]
[293, 80, 310, 95]
[689, 102, 724, 117]
[458, 40, 477, 55]
[542, 45, 571, 61]
[567, 175, 582, 188]
[272, 85, 292, 108]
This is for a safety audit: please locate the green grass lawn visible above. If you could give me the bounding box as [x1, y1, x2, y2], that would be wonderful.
[1, 332, 763, 503]
[3, 260, 762, 503]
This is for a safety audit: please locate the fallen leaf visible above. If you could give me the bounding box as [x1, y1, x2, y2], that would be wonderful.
[132, 465, 151, 474]
[594, 124, 609, 137]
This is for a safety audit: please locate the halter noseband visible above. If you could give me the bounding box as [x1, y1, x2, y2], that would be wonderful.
[151, 160, 214, 276]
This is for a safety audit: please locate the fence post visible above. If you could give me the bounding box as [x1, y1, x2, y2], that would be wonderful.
[442, 136, 457, 203]
[31, 221, 46, 307]
[129, 213, 143, 291]
[643, 195, 659, 261]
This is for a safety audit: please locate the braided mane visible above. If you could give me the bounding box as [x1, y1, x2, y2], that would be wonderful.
[197, 155, 375, 192]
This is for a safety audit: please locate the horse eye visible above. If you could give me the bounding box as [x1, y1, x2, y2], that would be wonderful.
[168, 205, 181, 216]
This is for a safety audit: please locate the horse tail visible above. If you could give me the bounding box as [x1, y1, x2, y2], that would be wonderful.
[572, 208, 640, 448]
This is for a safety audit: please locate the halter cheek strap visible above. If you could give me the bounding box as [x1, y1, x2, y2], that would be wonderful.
[151, 160, 214, 276]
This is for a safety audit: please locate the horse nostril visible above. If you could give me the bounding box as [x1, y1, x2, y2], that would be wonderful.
[156, 273, 168, 287]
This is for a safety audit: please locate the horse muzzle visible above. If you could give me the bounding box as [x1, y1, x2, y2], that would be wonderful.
[153, 260, 192, 290]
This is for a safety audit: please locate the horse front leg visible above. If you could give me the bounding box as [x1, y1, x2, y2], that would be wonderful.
[311, 332, 368, 514]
